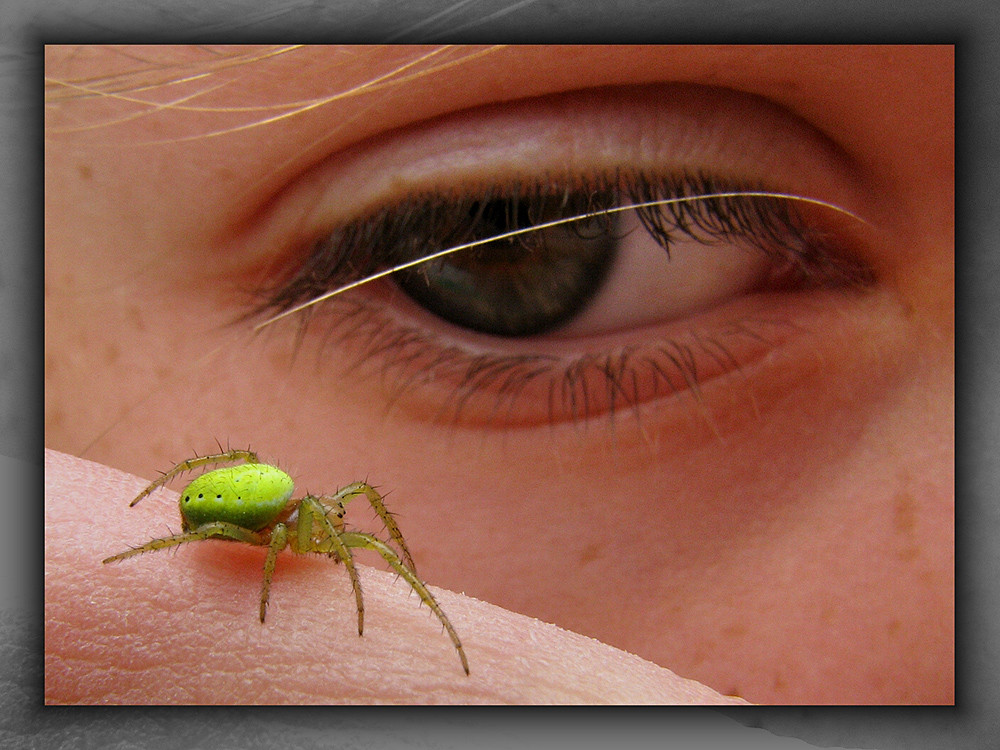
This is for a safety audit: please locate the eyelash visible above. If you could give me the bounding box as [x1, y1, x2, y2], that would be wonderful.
[248, 169, 873, 426]
[256, 170, 868, 316]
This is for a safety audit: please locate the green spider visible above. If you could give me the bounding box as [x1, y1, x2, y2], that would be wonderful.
[102, 448, 469, 675]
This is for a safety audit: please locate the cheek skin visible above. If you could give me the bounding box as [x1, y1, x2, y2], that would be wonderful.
[401, 295, 949, 704]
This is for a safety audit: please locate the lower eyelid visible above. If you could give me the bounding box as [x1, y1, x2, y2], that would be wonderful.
[304, 282, 846, 429]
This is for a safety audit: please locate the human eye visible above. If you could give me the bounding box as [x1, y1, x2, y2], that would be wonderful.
[240, 83, 877, 429]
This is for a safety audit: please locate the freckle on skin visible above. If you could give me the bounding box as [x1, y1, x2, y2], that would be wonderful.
[892, 488, 921, 561]
[578, 542, 601, 565]
[893, 490, 917, 534]
[268, 348, 286, 373]
[721, 623, 746, 638]
[127, 305, 146, 332]
[47, 408, 65, 430]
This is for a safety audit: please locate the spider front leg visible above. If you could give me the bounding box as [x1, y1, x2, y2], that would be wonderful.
[292, 496, 366, 635]
[259, 522, 289, 623]
[341, 531, 470, 676]
[329, 481, 417, 573]
[128, 448, 259, 507]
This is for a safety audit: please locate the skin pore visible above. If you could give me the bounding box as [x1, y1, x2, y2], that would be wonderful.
[44, 45, 953, 703]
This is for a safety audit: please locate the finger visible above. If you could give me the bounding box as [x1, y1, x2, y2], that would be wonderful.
[45, 449, 747, 704]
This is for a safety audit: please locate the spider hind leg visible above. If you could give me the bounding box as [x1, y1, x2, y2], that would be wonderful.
[129, 448, 260, 507]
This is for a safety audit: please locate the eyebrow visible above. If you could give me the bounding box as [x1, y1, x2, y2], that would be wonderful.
[45, 45, 509, 145]
[46, 45, 498, 104]
[47, 45, 301, 87]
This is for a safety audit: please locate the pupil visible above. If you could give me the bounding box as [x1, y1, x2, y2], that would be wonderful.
[394, 193, 618, 338]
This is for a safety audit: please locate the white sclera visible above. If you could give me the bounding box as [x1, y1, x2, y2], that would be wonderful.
[554, 210, 772, 337]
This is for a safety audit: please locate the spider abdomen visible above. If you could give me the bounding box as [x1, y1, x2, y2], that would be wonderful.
[179, 464, 294, 531]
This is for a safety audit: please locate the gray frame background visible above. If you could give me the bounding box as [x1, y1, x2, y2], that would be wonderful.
[9, 1, 981, 747]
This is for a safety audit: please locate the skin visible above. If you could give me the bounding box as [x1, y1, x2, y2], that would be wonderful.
[44, 45, 953, 704]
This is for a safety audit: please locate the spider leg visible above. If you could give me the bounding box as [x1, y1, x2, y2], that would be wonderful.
[259, 522, 289, 622]
[324, 482, 417, 573]
[102, 520, 264, 563]
[129, 448, 259, 507]
[341, 531, 469, 676]
[297, 496, 365, 636]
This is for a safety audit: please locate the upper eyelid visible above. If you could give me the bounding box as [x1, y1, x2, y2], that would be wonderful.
[239, 83, 869, 255]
